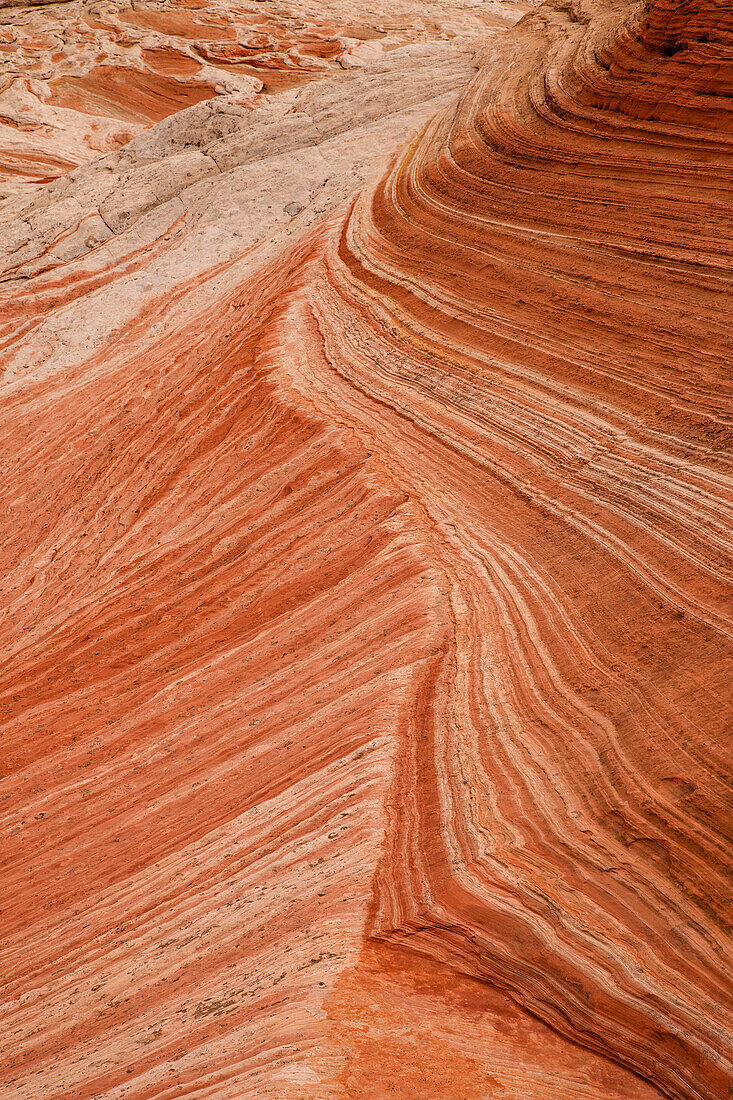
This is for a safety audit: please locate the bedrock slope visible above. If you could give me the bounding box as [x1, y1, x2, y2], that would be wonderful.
[0, 221, 665, 1100]
[1, 0, 732, 1097]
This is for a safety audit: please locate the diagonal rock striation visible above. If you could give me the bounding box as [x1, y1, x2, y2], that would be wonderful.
[0, 0, 731, 1096]
[302, 0, 733, 1095]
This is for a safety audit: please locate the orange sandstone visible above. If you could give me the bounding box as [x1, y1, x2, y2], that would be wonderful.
[0, 0, 731, 1097]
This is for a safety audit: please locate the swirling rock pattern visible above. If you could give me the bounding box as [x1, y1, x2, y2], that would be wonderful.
[325, 1, 733, 1094]
[1, 0, 731, 1097]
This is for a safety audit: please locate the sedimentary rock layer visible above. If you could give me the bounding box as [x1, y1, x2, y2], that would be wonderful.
[0, 227, 665, 1100]
[0, 0, 731, 1097]
[317, 1, 733, 1095]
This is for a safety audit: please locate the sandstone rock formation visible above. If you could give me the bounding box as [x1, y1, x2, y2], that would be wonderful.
[0, 0, 530, 199]
[0, 0, 731, 1097]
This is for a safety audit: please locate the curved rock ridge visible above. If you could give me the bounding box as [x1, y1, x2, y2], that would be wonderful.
[296, 0, 731, 1096]
[0, 32, 662, 1099]
[0, 0, 731, 1096]
[0, 224, 663, 1100]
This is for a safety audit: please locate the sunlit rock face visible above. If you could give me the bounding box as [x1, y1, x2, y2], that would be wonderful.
[1, 0, 731, 1097]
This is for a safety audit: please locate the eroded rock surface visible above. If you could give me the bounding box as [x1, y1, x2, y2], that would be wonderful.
[0, 0, 731, 1097]
[0, 0, 532, 198]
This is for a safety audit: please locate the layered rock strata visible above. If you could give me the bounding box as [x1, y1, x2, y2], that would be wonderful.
[0, 0, 731, 1097]
[324, 2, 733, 1095]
